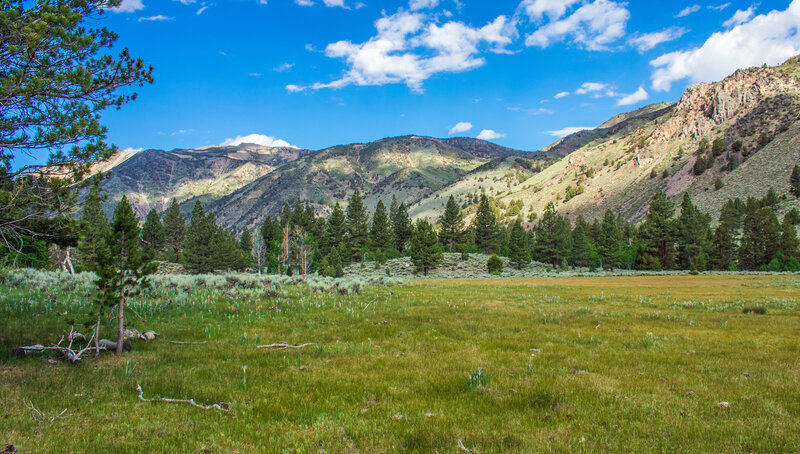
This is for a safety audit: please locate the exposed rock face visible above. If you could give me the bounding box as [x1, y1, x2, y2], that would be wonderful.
[652, 66, 800, 143]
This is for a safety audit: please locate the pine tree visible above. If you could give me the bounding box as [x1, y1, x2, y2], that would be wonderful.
[95, 196, 155, 355]
[710, 200, 742, 270]
[438, 195, 465, 251]
[533, 202, 572, 268]
[408, 219, 443, 276]
[370, 200, 393, 255]
[791, 165, 800, 197]
[676, 193, 711, 270]
[597, 209, 622, 271]
[326, 202, 348, 254]
[76, 183, 109, 271]
[391, 202, 413, 253]
[779, 217, 799, 260]
[762, 187, 779, 208]
[212, 226, 243, 271]
[508, 219, 530, 269]
[140, 208, 166, 256]
[346, 190, 369, 262]
[162, 199, 186, 263]
[473, 194, 499, 254]
[636, 191, 676, 270]
[570, 216, 592, 268]
[182, 201, 216, 273]
[739, 199, 781, 269]
[240, 229, 254, 267]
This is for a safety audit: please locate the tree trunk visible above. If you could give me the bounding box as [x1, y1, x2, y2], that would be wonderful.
[65, 246, 75, 275]
[116, 297, 124, 355]
[94, 305, 102, 358]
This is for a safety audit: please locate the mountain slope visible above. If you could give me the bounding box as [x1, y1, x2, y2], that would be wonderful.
[97, 144, 307, 217]
[207, 136, 531, 229]
[411, 57, 800, 225]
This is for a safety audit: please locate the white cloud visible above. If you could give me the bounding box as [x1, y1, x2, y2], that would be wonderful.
[196, 5, 208, 15]
[138, 14, 173, 21]
[295, 0, 314, 5]
[293, 10, 515, 92]
[723, 5, 756, 28]
[449, 122, 473, 134]
[477, 129, 506, 140]
[120, 147, 144, 153]
[524, 0, 630, 51]
[323, 0, 348, 7]
[248, 73, 262, 77]
[575, 81, 611, 95]
[409, 0, 438, 10]
[554, 91, 570, 98]
[546, 126, 595, 137]
[285, 84, 304, 92]
[220, 134, 299, 149]
[110, 0, 144, 13]
[274, 63, 295, 72]
[708, 3, 731, 11]
[616, 86, 649, 105]
[676, 5, 700, 17]
[629, 27, 687, 52]
[518, 0, 582, 21]
[651, 1, 800, 91]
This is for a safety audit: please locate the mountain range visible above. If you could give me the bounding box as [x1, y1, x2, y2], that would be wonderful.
[92, 56, 800, 230]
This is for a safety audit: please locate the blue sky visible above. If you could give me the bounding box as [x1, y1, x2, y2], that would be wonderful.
[64, 0, 800, 156]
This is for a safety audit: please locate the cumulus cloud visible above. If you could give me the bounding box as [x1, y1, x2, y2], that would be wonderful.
[616, 86, 649, 105]
[409, 0, 438, 10]
[651, 1, 800, 91]
[722, 5, 756, 28]
[629, 27, 687, 52]
[220, 134, 298, 149]
[290, 10, 515, 92]
[524, 0, 630, 51]
[518, 0, 582, 21]
[449, 122, 473, 135]
[546, 126, 595, 137]
[676, 5, 700, 17]
[138, 14, 173, 21]
[110, 0, 144, 13]
[477, 129, 506, 140]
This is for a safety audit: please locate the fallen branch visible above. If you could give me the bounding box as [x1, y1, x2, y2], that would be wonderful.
[169, 341, 208, 345]
[256, 343, 316, 350]
[136, 384, 233, 416]
[24, 400, 71, 423]
[457, 439, 474, 453]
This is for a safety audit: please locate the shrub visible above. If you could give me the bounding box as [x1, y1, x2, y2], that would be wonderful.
[486, 255, 503, 274]
[714, 179, 724, 190]
[465, 367, 489, 392]
[742, 307, 767, 315]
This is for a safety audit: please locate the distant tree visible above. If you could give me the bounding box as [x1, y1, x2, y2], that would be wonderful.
[473, 194, 499, 254]
[570, 216, 593, 268]
[182, 201, 216, 273]
[370, 200, 392, 257]
[508, 219, 530, 270]
[325, 202, 347, 254]
[533, 202, 572, 268]
[140, 209, 165, 256]
[438, 195, 465, 252]
[676, 193, 711, 270]
[212, 225, 243, 271]
[390, 201, 413, 253]
[162, 199, 186, 263]
[239, 229, 254, 267]
[346, 190, 369, 262]
[697, 137, 710, 154]
[779, 217, 799, 260]
[637, 191, 676, 270]
[95, 196, 154, 356]
[709, 200, 742, 270]
[252, 229, 268, 275]
[597, 210, 622, 271]
[739, 199, 780, 270]
[76, 182, 109, 271]
[791, 165, 800, 197]
[693, 156, 707, 175]
[408, 219, 442, 276]
[762, 187, 779, 208]
[711, 137, 726, 156]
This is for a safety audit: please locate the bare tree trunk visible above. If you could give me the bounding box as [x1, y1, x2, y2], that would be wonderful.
[94, 305, 102, 358]
[116, 296, 124, 355]
[65, 246, 74, 275]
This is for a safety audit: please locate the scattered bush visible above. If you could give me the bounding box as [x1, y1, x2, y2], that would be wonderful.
[742, 306, 767, 315]
[487, 255, 503, 275]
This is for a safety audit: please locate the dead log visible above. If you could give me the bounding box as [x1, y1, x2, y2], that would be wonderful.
[256, 343, 316, 350]
[136, 384, 233, 416]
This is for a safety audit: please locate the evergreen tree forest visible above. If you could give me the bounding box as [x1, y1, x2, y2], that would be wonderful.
[12, 184, 800, 277]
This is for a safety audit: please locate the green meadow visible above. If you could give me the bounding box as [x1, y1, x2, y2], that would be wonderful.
[1, 272, 799, 452]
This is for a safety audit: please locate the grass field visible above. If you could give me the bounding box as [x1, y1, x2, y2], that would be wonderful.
[1, 273, 799, 452]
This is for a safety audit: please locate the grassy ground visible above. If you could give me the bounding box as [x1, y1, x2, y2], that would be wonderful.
[1, 273, 799, 452]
